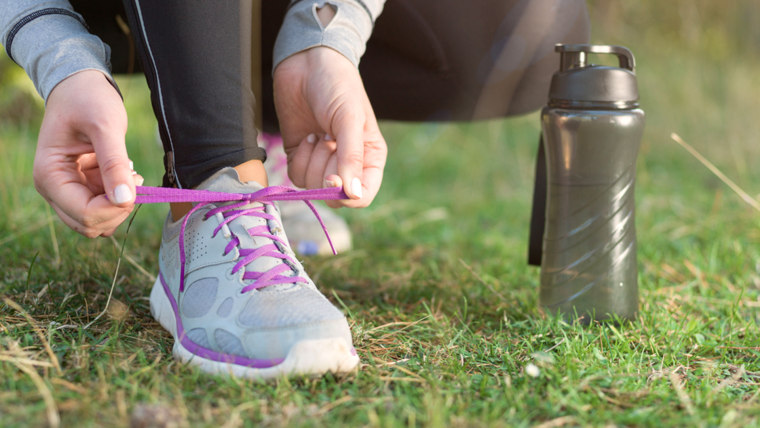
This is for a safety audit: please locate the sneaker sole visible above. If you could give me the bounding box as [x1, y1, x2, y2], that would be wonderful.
[149, 276, 360, 380]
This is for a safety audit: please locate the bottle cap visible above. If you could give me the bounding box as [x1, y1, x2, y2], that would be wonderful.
[549, 44, 639, 109]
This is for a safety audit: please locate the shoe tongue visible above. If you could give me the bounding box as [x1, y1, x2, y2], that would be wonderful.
[197, 167, 299, 292]
[197, 167, 264, 194]
[197, 167, 266, 212]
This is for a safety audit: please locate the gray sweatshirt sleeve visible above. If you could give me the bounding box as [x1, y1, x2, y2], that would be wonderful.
[0, 0, 113, 101]
[273, 0, 385, 70]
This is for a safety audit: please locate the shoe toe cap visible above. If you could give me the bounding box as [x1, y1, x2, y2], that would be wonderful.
[235, 287, 353, 360]
[241, 317, 353, 361]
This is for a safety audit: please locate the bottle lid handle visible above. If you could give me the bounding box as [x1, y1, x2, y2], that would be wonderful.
[555, 44, 635, 72]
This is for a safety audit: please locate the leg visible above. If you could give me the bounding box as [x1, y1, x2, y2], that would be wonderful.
[121, 0, 266, 190]
[69, 0, 141, 75]
[115, 0, 358, 379]
[352, 0, 590, 267]
[260, 0, 590, 126]
[360, 0, 590, 121]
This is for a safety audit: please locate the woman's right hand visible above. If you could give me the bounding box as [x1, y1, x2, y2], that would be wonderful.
[273, 47, 387, 209]
[33, 70, 141, 237]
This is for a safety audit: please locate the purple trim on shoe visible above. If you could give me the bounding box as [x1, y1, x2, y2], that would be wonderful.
[159, 272, 285, 369]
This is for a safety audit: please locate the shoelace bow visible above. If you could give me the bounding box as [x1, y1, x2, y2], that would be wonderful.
[135, 185, 348, 293]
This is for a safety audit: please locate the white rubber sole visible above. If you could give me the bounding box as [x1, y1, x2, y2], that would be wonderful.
[149, 277, 360, 380]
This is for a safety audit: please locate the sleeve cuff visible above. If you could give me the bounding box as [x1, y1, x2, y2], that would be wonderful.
[5, 10, 113, 101]
[273, 0, 381, 71]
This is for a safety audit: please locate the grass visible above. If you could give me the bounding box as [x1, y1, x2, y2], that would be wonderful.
[2, 2, 760, 426]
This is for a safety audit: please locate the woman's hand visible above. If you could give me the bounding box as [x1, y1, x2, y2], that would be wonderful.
[273, 47, 387, 208]
[34, 70, 141, 237]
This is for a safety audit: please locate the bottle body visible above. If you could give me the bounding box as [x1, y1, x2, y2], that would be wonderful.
[539, 106, 644, 321]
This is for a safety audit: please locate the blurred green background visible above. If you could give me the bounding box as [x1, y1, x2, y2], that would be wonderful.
[591, 0, 760, 177]
[1, 2, 759, 426]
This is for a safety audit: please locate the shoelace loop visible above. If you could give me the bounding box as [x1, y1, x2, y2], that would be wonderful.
[135, 185, 348, 292]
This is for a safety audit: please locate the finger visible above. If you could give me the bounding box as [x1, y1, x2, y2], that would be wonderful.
[78, 153, 105, 194]
[330, 131, 386, 208]
[333, 110, 365, 200]
[90, 129, 134, 207]
[55, 177, 131, 223]
[49, 202, 89, 236]
[133, 173, 145, 187]
[82, 168, 105, 195]
[288, 133, 317, 188]
[322, 156, 343, 208]
[354, 164, 384, 208]
[53, 205, 126, 237]
[304, 136, 337, 190]
[330, 168, 378, 209]
[323, 153, 340, 188]
[129, 160, 145, 187]
[78, 153, 99, 171]
[81, 159, 141, 196]
[49, 195, 132, 238]
[352, 132, 387, 207]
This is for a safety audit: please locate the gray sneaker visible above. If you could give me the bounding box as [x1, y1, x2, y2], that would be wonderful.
[260, 132, 352, 256]
[149, 168, 359, 379]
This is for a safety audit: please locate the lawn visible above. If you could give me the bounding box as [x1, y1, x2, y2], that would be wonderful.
[1, 2, 759, 427]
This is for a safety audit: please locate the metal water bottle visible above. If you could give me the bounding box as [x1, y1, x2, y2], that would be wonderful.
[539, 44, 644, 322]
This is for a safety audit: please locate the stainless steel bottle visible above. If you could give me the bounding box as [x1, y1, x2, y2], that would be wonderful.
[539, 44, 644, 322]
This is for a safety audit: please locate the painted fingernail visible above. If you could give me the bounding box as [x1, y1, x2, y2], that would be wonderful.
[306, 134, 317, 144]
[351, 177, 363, 199]
[324, 134, 333, 141]
[129, 160, 134, 171]
[113, 184, 133, 204]
[135, 176, 145, 186]
[324, 178, 337, 188]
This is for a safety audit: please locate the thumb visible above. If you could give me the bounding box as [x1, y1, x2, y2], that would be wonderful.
[334, 112, 365, 200]
[92, 131, 135, 207]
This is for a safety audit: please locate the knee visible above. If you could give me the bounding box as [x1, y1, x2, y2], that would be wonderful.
[467, 0, 591, 118]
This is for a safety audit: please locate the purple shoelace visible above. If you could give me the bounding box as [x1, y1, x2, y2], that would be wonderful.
[135, 185, 348, 293]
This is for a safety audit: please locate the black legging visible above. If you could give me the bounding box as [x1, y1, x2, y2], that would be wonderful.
[71, 0, 589, 188]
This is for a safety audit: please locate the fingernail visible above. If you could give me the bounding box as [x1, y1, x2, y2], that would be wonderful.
[324, 178, 337, 188]
[113, 184, 133, 204]
[136, 176, 145, 186]
[306, 134, 317, 144]
[324, 134, 333, 141]
[129, 160, 134, 171]
[351, 177, 363, 199]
